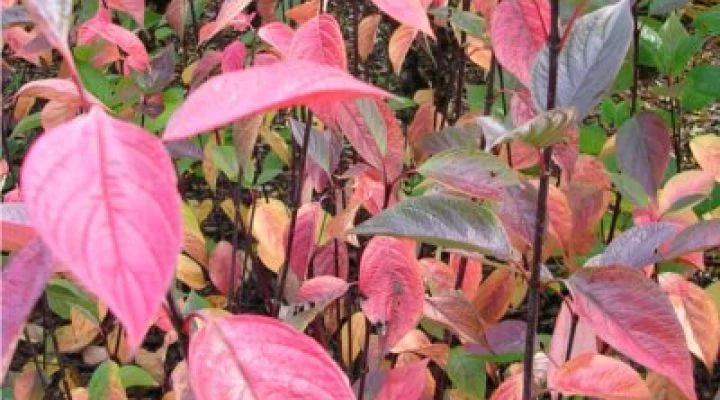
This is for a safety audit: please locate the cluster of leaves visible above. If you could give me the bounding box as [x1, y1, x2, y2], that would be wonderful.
[1, 0, 720, 399]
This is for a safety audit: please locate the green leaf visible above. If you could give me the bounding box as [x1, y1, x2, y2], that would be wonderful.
[183, 290, 211, 314]
[449, 10, 485, 39]
[387, 96, 416, 111]
[466, 84, 487, 111]
[693, 5, 720, 36]
[649, 0, 689, 15]
[11, 112, 42, 138]
[88, 360, 123, 400]
[77, 60, 114, 105]
[447, 347, 487, 399]
[669, 35, 704, 76]
[658, 13, 688, 74]
[119, 365, 159, 388]
[639, 24, 663, 68]
[579, 124, 606, 155]
[685, 64, 720, 98]
[144, 86, 185, 133]
[610, 172, 650, 207]
[352, 194, 512, 260]
[210, 145, 239, 181]
[45, 278, 98, 320]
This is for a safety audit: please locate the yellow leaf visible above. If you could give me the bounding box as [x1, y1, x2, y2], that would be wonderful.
[260, 125, 290, 165]
[252, 198, 289, 272]
[389, 25, 418, 75]
[340, 312, 367, 368]
[176, 255, 207, 290]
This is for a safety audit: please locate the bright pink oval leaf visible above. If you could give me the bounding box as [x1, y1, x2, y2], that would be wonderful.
[21, 107, 182, 350]
[568, 266, 696, 400]
[163, 60, 390, 141]
[189, 313, 354, 399]
[375, 359, 429, 400]
[258, 22, 295, 57]
[289, 14, 347, 70]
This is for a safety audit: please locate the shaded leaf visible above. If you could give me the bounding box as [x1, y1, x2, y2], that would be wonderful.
[353, 194, 512, 260]
[585, 222, 677, 268]
[660, 219, 720, 262]
[616, 112, 672, 198]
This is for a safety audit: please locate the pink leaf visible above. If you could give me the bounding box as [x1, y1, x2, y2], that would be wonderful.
[369, 0, 434, 38]
[164, 0, 187, 38]
[2, 27, 51, 66]
[288, 14, 347, 70]
[163, 60, 390, 141]
[658, 170, 715, 214]
[221, 41, 247, 73]
[78, 8, 150, 72]
[286, 202, 322, 279]
[188, 313, 354, 399]
[15, 78, 102, 106]
[21, 107, 182, 350]
[375, 359, 429, 400]
[258, 22, 295, 57]
[489, 373, 523, 400]
[389, 25, 418, 74]
[197, 0, 252, 44]
[208, 240, 242, 295]
[1, 202, 37, 251]
[567, 267, 696, 400]
[312, 240, 349, 280]
[359, 237, 424, 350]
[23, 0, 77, 77]
[294, 275, 349, 303]
[549, 353, 650, 400]
[547, 303, 596, 381]
[1, 239, 55, 378]
[107, 0, 145, 25]
[490, 0, 549, 85]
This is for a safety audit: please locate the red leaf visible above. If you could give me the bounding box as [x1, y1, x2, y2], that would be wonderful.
[424, 293, 488, 345]
[549, 353, 650, 400]
[164, 0, 187, 38]
[197, 0, 252, 44]
[288, 14, 347, 70]
[375, 359, 429, 400]
[547, 302, 596, 381]
[163, 60, 390, 141]
[107, 0, 145, 25]
[616, 112, 672, 199]
[567, 267, 696, 400]
[286, 202, 322, 279]
[1, 239, 55, 378]
[208, 240, 243, 295]
[189, 313, 353, 399]
[359, 237, 424, 350]
[258, 22, 295, 57]
[78, 8, 150, 72]
[21, 107, 182, 350]
[369, 0, 434, 38]
[490, 0, 549, 85]
[285, 0, 320, 24]
[312, 240, 349, 280]
[221, 41, 247, 73]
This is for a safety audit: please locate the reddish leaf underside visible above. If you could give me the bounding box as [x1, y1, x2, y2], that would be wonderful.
[1, 239, 55, 378]
[567, 267, 696, 400]
[163, 60, 390, 141]
[21, 107, 182, 350]
[359, 237, 424, 350]
[188, 314, 354, 399]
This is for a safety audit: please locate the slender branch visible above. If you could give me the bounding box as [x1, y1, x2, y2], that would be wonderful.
[483, 56, 497, 117]
[165, 291, 189, 359]
[188, 0, 199, 44]
[522, 0, 559, 398]
[274, 111, 314, 316]
[351, 0, 362, 77]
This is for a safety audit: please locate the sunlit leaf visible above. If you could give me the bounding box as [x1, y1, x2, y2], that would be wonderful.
[189, 313, 354, 399]
[21, 107, 182, 350]
[369, 0, 434, 38]
[568, 267, 696, 400]
[389, 25, 418, 75]
[549, 353, 650, 400]
[531, 0, 633, 119]
[359, 14, 382, 61]
[585, 222, 677, 268]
